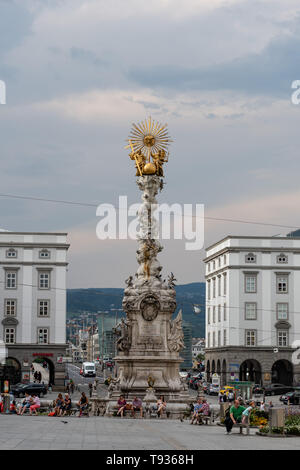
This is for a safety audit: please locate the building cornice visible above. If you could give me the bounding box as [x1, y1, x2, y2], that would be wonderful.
[205, 265, 300, 279]
[204, 346, 295, 353]
[205, 235, 300, 252]
[204, 246, 300, 263]
[0, 243, 69, 249]
[0, 262, 68, 267]
[0, 232, 68, 236]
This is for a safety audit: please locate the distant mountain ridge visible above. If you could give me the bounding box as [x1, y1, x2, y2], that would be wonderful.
[67, 282, 206, 337]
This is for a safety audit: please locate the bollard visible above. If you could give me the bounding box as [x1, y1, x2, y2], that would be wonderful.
[220, 402, 231, 420]
[3, 394, 10, 414]
[269, 408, 285, 435]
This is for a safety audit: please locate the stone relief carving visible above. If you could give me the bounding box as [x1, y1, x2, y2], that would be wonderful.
[168, 309, 185, 352]
[113, 317, 131, 352]
[137, 336, 163, 350]
[140, 295, 160, 321]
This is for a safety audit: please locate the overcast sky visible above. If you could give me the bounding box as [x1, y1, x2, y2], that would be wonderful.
[0, 0, 300, 288]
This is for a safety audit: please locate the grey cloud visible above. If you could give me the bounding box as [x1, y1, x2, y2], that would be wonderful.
[128, 29, 300, 98]
[69, 47, 108, 67]
[0, 1, 33, 55]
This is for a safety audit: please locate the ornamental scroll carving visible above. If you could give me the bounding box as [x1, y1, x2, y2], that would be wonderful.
[167, 309, 185, 352]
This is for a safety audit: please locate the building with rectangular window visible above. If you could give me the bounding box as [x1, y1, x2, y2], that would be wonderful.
[0, 232, 69, 387]
[204, 235, 300, 387]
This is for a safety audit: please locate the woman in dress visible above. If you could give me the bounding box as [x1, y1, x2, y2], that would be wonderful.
[117, 395, 127, 418]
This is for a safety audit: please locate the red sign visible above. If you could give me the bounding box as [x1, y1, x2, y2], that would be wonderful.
[32, 353, 53, 357]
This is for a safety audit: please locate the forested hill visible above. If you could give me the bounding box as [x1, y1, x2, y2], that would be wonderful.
[67, 282, 206, 337]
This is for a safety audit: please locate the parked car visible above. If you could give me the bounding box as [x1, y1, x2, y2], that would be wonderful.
[280, 391, 294, 403]
[192, 372, 202, 380]
[11, 382, 48, 398]
[281, 388, 300, 405]
[252, 384, 264, 395]
[207, 384, 219, 395]
[219, 385, 235, 396]
[179, 371, 188, 378]
[264, 383, 294, 396]
[105, 361, 114, 368]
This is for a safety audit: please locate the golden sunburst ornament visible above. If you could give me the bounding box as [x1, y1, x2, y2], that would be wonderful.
[125, 116, 172, 162]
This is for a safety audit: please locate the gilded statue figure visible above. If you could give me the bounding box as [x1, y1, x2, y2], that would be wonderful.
[125, 117, 172, 177]
[152, 149, 168, 177]
[129, 149, 146, 176]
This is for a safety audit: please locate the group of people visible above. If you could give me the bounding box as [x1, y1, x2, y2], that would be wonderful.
[116, 395, 167, 418]
[16, 393, 41, 416]
[33, 370, 42, 383]
[50, 393, 72, 416]
[219, 390, 235, 403]
[65, 380, 75, 395]
[224, 398, 272, 434]
[50, 391, 88, 417]
[190, 397, 211, 424]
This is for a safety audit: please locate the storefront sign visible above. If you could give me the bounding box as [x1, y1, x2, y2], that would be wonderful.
[22, 372, 30, 382]
[32, 353, 53, 357]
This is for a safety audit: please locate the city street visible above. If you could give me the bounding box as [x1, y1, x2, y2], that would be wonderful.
[0, 414, 299, 450]
[66, 363, 107, 385]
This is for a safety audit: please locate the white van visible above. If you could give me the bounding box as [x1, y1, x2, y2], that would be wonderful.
[82, 362, 96, 378]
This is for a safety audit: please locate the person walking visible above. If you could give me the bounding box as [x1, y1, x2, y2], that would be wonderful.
[88, 382, 93, 398]
[228, 390, 234, 403]
[260, 401, 266, 412]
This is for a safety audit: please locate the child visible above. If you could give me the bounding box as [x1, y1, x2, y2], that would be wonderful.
[242, 400, 255, 424]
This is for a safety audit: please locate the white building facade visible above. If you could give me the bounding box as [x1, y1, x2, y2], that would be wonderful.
[0, 232, 69, 387]
[204, 235, 300, 386]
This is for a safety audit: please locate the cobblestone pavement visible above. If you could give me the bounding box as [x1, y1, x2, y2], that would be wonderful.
[0, 414, 299, 450]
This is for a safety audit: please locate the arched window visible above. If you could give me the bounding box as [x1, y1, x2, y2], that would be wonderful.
[6, 248, 17, 258]
[39, 249, 50, 259]
[277, 253, 288, 264]
[245, 252, 256, 263]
